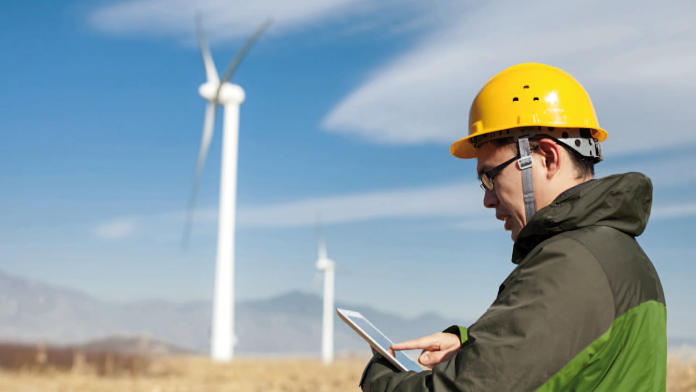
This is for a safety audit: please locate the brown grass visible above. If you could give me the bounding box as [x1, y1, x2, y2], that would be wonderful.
[0, 342, 150, 376]
[0, 344, 694, 392]
[668, 355, 696, 392]
[0, 355, 367, 392]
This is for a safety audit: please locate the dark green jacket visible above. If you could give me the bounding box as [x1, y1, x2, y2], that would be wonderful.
[361, 173, 666, 392]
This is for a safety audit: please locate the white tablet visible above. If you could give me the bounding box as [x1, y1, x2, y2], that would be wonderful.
[337, 308, 423, 372]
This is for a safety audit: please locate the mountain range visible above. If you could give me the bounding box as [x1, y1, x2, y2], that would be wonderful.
[0, 270, 466, 355]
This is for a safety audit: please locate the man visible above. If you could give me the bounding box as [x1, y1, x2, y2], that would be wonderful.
[359, 63, 666, 391]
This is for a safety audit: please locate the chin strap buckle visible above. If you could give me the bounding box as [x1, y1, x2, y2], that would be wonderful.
[517, 155, 533, 170]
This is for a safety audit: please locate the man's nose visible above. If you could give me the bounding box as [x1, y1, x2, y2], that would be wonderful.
[483, 188, 498, 209]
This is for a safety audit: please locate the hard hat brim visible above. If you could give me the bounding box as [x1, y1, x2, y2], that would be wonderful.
[450, 126, 607, 159]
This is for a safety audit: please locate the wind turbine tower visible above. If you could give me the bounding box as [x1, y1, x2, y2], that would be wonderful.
[183, 15, 271, 362]
[316, 233, 336, 363]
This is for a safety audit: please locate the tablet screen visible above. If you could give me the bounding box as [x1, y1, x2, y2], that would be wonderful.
[339, 309, 423, 372]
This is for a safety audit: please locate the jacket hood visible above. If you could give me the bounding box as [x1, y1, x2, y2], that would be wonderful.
[512, 172, 653, 263]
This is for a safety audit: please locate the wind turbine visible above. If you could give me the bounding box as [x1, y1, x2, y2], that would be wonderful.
[183, 14, 271, 362]
[315, 228, 336, 364]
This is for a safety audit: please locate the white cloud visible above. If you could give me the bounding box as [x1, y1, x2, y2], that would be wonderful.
[93, 173, 695, 241]
[237, 182, 486, 227]
[92, 182, 488, 240]
[597, 151, 696, 189]
[89, 0, 696, 156]
[92, 147, 696, 238]
[91, 0, 357, 39]
[651, 203, 696, 221]
[93, 217, 139, 240]
[322, 0, 696, 155]
[88, 0, 428, 43]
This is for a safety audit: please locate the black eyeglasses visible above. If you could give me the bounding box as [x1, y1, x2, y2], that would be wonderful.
[479, 146, 537, 191]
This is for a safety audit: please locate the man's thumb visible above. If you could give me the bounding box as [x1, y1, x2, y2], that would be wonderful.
[420, 350, 455, 366]
[420, 352, 443, 365]
[419, 353, 429, 365]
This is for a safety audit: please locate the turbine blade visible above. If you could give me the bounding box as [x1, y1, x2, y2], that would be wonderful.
[182, 102, 217, 250]
[318, 237, 327, 261]
[196, 12, 219, 83]
[216, 18, 272, 95]
[316, 219, 327, 260]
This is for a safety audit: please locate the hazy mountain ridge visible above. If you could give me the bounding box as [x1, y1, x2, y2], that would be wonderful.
[0, 270, 467, 355]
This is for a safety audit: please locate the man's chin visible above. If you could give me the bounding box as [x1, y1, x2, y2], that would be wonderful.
[510, 229, 520, 242]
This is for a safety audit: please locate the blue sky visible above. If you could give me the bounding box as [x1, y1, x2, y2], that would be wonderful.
[2, 0, 695, 341]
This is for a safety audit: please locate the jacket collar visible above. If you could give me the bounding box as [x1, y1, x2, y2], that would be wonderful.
[511, 173, 652, 264]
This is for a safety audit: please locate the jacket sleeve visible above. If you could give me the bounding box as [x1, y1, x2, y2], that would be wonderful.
[360, 236, 616, 392]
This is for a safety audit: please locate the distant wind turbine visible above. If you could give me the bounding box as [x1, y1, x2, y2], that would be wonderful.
[183, 14, 271, 362]
[314, 227, 336, 364]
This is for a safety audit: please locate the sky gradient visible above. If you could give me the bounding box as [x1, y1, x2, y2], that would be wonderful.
[2, 0, 695, 342]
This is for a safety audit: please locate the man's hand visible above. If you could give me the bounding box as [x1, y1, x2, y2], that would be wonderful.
[389, 332, 461, 369]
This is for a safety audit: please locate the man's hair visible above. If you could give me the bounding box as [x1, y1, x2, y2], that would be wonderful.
[487, 136, 595, 179]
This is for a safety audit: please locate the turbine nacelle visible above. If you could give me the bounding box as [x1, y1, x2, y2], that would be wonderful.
[198, 82, 246, 104]
[316, 258, 335, 271]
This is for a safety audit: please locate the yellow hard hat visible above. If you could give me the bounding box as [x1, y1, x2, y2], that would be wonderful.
[450, 63, 607, 159]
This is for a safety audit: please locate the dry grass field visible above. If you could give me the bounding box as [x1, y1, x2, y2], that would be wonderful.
[668, 355, 696, 392]
[0, 345, 694, 392]
[0, 355, 367, 392]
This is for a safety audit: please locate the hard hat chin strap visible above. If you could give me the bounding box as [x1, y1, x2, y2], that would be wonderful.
[517, 137, 536, 225]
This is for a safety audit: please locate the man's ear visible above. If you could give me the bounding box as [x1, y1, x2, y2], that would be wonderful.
[537, 138, 562, 179]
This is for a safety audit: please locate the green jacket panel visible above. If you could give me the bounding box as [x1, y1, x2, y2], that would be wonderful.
[537, 300, 666, 392]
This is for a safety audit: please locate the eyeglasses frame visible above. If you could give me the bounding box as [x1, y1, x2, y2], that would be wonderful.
[479, 146, 538, 191]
